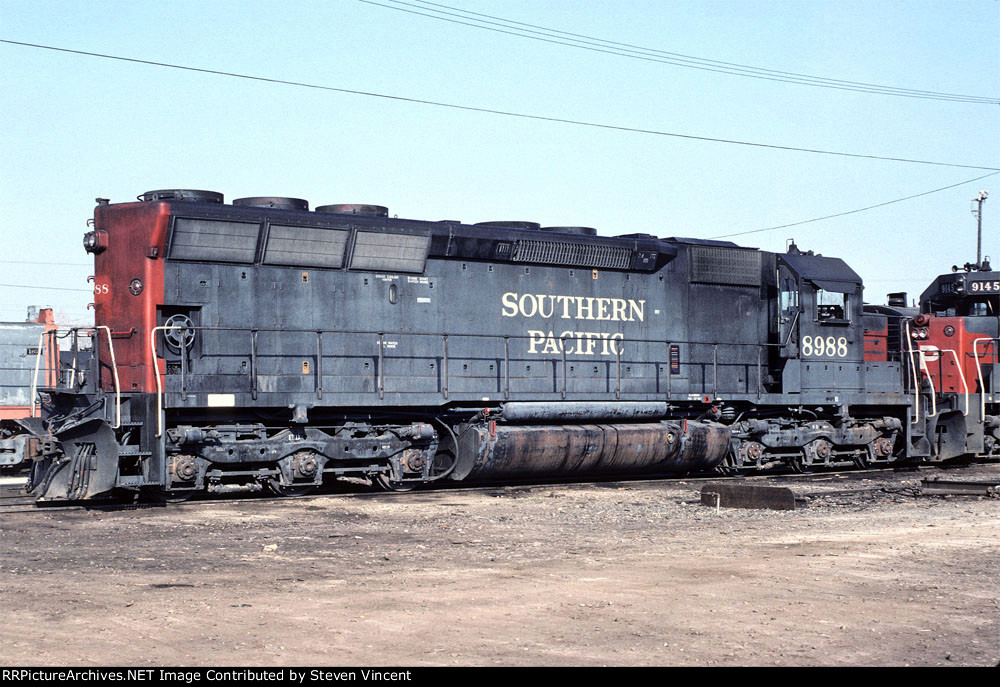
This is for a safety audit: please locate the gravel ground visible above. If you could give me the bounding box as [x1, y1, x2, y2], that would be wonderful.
[1, 466, 998, 667]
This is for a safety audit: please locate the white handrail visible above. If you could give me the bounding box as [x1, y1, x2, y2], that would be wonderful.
[69, 341, 77, 387]
[972, 337, 997, 420]
[940, 348, 970, 416]
[905, 321, 921, 424]
[29, 330, 46, 417]
[95, 326, 121, 429]
[918, 350, 937, 419]
[150, 325, 183, 438]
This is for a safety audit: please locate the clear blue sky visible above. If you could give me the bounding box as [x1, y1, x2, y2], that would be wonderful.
[1, 0, 997, 326]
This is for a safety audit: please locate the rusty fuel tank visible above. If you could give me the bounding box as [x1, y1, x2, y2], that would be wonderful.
[451, 420, 730, 481]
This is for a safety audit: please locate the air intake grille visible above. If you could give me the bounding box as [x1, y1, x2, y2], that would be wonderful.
[350, 232, 431, 273]
[170, 219, 259, 263]
[689, 246, 761, 286]
[264, 225, 349, 268]
[512, 240, 631, 269]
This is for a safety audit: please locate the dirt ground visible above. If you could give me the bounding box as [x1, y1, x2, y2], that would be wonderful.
[1, 467, 998, 667]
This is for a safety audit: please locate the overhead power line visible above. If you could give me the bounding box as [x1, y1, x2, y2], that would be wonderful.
[0, 260, 90, 267]
[1, 40, 997, 172]
[361, 0, 1000, 105]
[709, 171, 1000, 239]
[0, 283, 92, 293]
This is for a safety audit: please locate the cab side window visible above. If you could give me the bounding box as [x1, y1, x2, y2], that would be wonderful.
[780, 278, 798, 313]
[816, 288, 849, 322]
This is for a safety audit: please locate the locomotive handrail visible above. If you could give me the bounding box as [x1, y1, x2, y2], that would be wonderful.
[503, 336, 510, 400]
[377, 333, 384, 400]
[781, 310, 800, 346]
[251, 330, 258, 401]
[31, 327, 102, 420]
[443, 334, 450, 401]
[616, 341, 623, 400]
[143, 323, 802, 348]
[29, 330, 47, 418]
[713, 345, 719, 397]
[904, 321, 921, 424]
[95, 326, 121, 429]
[31, 325, 120, 427]
[560, 336, 567, 400]
[147, 323, 883, 407]
[972, 337, 999, 420]
[64, 330, 77, 390]
[68, 327, 81, 390]
[756, 346, 762, 400]
[918, 349, 937, 419]
[667, 341, 673, 398]
[316, 331, 324, 400]
[151, 325, 184, 437]
[941, 348, 970, 417]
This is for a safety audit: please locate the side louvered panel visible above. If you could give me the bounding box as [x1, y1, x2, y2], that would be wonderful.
[264, 225, 350, 268]
[689, 246, 761, 286]
[170, 218, 260, 263]
[513, 240, 631, 270]
[350, 232, 431, 273]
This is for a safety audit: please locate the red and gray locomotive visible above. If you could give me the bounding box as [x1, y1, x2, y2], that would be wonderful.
[23, 190, 999, 501]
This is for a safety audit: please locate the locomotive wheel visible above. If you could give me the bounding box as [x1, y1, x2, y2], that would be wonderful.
[155, 489, 194, 504]
[789, 452, 812, 474]
[265, 480, 315, 497]
[853, 445, 874, 469]
[428, 450, 456, 479]
[375, 474, 415, 492]
[717, 450, 745, 476]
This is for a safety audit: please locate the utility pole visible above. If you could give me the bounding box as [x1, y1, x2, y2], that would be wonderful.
[972, 190, 988, 269]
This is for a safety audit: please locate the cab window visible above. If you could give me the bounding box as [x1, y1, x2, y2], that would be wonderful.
[959, 296, 998, 317]
[780, 278, 798, 313]
[816, 288, 849, 322]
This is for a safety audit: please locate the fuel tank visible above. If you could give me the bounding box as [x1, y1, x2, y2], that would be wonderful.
[452, 420, 730, 481]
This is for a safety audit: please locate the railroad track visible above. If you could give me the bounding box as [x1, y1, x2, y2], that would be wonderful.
[2, 463, 997, 516]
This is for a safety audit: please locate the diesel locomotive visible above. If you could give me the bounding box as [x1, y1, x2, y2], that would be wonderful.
[0, 308, 59, 472]
[20, 190, 1000, 501]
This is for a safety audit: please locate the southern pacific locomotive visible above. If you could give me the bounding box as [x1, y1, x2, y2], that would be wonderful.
[19, 190, 1000, 501]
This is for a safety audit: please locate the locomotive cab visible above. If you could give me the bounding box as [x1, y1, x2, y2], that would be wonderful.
[920, 271, 999, 318]
[773, 246, 864, 393]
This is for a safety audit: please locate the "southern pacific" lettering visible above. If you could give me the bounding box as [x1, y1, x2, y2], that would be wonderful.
[501, 292, 645, 322]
